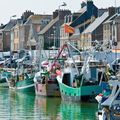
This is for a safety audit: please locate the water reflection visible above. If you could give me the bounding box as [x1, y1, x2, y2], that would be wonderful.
[35, 96, 98, 120]
[0, 88, 35, 120]
[80, 102, 98, 120]
[35, 96, 61, 120]
[0, 88, 98, 120]
[59, 101, 81, 120]
[59, 101, 98, 120]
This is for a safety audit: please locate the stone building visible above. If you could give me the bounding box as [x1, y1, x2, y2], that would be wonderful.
[2, 20, 17, 51]
[103, 7, 120, 50]
[38, 9, 71, 50]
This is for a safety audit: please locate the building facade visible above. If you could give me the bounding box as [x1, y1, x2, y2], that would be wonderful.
[60, 0, 98, 49]
[2, 20, 17, 51]
[80, 11, 109, 50]
[39, 9, 71, 50]
[0, 30, 3, 51]
[103, 10, 120, 50]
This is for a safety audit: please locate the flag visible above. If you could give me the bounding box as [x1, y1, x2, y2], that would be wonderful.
[64, 24, 75, 33]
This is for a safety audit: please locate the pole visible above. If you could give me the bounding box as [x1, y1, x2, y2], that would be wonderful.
[114, 0, 118, 74]
[54, 29, 55, 47]
[10, 15, 16, 68]
[39, 36, 42, 71]
[58, 2, 67, 48]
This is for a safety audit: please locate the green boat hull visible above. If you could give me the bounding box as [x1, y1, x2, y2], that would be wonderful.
[12, 76, 35, 93]
[2, 71, 35, 92]
[58, 82, 102, 102]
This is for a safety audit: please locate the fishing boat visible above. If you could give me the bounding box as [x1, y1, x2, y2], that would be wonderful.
[34, 60, 61, 97]
[56, 54, 106, 102]
[55, 41, 108, 102]
[7, 73, 35, 93]
[96, 73, 120, 120]
[34, 43, 67, 97]
[2, 65, 35, 93]
[0, 68, 15, 87]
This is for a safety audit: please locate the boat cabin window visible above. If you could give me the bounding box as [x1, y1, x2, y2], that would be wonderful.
[41, 76, 45, 84]
[62, 73, 70, 86]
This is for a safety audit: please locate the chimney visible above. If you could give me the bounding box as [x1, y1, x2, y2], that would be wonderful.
[108, 7, 116, 16]
[53, 10, 58, 19]
[87, 0, 93, 11]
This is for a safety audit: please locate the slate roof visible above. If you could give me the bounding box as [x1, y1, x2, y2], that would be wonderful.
[103, 13, 118, 24]
[24, 15, 52, 25]
[39, 16, 59, 35]
[70, 1, 98, 28]
[3, 20, 17, 31]
[82, 11, 109, 34]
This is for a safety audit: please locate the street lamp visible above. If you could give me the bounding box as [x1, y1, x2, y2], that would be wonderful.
[10, 15, 17, 20]
[57, 2, 67, 48]
[59, 2, 67, 9]
[58, 2, 67, 18]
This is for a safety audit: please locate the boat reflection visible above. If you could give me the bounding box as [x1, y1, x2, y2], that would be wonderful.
[0, 88, 98, 120]
[34, 96, 61, 120]
[59, 101, 81, 120]
[59, 101, 98, 120]
[7, 90, 35, 120]
[35, 96, 98, 120]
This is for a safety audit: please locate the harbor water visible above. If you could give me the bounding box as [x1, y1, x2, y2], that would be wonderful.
[0, 87, 98, 120]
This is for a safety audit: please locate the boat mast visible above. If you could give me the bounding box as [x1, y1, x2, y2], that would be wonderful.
[38, 36, 42, 71]
[66, 42, 80, 75]
[114, 0, 118, 74]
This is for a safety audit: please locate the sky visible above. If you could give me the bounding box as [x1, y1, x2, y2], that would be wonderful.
[0, 0, 120, 24]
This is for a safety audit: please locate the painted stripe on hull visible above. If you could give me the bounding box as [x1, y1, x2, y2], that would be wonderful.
[16, 84, 35, 90]
[10, 84, 35, 90]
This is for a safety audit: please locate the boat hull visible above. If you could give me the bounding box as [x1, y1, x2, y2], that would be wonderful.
[35, 82, 60, 97]
[58, 81, 102, 102]
[9, 76, 35, 93]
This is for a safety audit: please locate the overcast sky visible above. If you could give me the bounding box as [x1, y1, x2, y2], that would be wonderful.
[0, 0, 119, 24]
